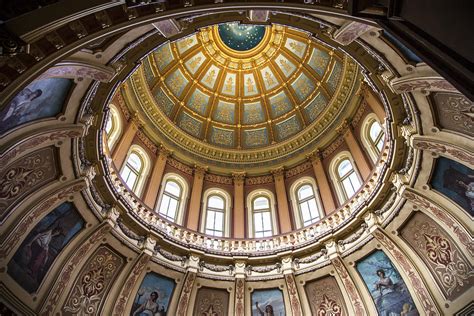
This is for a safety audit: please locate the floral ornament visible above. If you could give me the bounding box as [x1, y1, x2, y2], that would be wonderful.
[318, 294, 342, 316]
[423, 233, 452, 266]
[0, 167, 34, 199]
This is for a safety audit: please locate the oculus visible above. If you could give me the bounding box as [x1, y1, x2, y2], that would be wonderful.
[217, 22, 266, 51]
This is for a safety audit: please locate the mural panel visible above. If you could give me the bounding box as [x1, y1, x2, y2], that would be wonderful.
[142, 58, 156, 86]
[185, 51, 206, 75]
[304, 92, 327, 122]
[268, 91, 292, 118]
[400, 212, 473, 300]
[210, 126, 234, 147]
[153, 87, 175, 116]
[153, 43, 174, 72]
[326, 62, 343, 92]
[275, 115, 301, 141]
[0, 147, 58, 221]
[130, 272, 176, 316]
[243, 101, 265, 124]
[308, 48, 330, 77]
[222, 73, 237, 96]
[432, 92, 474, 137]
[304, 276, 348, 315]
[213, 100, 235, 124]
[178, 112, 203, 138]
[275, 54, 296, 78]
[243, 128, 269, 148]
[291, 73, 315, 103]
[0, 78, 72, 134]
[430, 157, 474, 216]
[165, 69, 188, 97]
[251, 288, 285, 316]
[193, 287, 229, 316]
[176, 34, 198, 55]
[7, 202, 84, 293]
[356, 250, 419, 316]
[187, 89, 210, 116]
[63, 245, 124, 315]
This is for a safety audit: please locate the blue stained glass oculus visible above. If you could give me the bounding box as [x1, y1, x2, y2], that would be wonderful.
[218, 23, 266, 51]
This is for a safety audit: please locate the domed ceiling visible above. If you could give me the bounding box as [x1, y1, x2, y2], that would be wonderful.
[127, 22, 360, 169]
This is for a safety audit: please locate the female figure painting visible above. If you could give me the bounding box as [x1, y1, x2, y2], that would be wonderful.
[7, 202, 84, 293]
[356, 250, 419, 316]
[131, 272, 175, 316]
[251, 288, 285, 316]
[0, 77, 72, 134]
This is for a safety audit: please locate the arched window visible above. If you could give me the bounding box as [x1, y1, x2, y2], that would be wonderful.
[337, 159, 361, 200]
[105, 104, 122, 151]
[369, 120, 384, 153]
[297, 184, 320, 226]
[252, 196, 273, 238]
[361, 114, 385, 163]
[330, 152, 363, 204]
[158, 180, 182, 221]
[204, 195, 225, 236]
[120, 146, 150, 196]
[200, 188, 231, 237]
[290, 177, 324, 228]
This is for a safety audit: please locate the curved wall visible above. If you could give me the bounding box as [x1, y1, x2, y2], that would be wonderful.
[0, 3, 472, 316]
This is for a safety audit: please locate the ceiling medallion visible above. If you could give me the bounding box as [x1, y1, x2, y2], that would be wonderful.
[217, 22, 267, 52]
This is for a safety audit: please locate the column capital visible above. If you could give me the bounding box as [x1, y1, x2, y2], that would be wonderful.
[306, 149, 323, 163]
[130, 111, 143, 128]
[158, 144, 173, 158]
[336, 119, 352, 135]
[232, 171, 246, 184]
[271, 166, 285, 179]
[193, 164, 208, 176]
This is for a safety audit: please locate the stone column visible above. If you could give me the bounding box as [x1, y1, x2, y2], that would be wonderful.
[337, 120, 371, 180]
[307, 150, 336, 213]
[186, 165, 207, 231]
[232, 172, 246, 238]
[142, 146, 172, 208]
[112, 113, 141, 169]
[360, 83, 385, 122]
[234, 261, 246, 316]
[272, 167, 292, 233]
[282, 257, 303, 316]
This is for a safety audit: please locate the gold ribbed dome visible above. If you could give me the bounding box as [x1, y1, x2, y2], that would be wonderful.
[126, 23, 360, 171]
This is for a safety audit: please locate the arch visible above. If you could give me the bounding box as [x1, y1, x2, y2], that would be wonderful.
[105, 104, 123, 151]
[329, 151, 363, 204]
[361, 113, 385, 163]
[289, 176, 324, 228]
[200, 188, 232, 237]
[156, 173, 189, 225]
[119, 145, 151, 197]
[247, 189, 278, 238]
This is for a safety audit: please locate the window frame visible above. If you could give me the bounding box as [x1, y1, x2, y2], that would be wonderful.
[361, 114, 385, 163]
[290, 177, 324, 229]
[105, 104, 122, 151]
[156, 173, 189, 225]
[119, 145, 151, 197]
[247, 189, 278, 238]
[329, 152, 363, 204]
[200, 188, 232, 237]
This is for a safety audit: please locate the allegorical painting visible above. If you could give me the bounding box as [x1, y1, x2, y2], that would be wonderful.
[251, 288, 285, 316]
[0, 77, 73, 134]
[7, 202, 84, 293]
[130, 272, 175, 316]
[356, 250, 419, 316]
[430, 157, 474, 216]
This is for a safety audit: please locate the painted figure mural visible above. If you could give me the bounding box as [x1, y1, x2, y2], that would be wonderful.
[0, 77, 73, 134]
[251, 288, 285, 316]
[356, 250, 419, 316]
[7, 202, 84, 293]
[430, 157, 474, 215]
[131, 272, 175, 316]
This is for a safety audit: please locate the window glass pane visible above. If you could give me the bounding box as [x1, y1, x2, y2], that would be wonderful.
[254, 196, 269, 210]
[105, 116, 113, 135]
[208, 195, 224, 209]
[128, 153, 142, 171]
[338, 159, 352, 178]
[300, 202, 311, 222]
[214, 212, 224, 230]
[298, 185, 314, 200]
[376, 135, 384, 152]
[124, 171, 138, 189]
[254, 213, 263, 231]
[168, 198, 178, 215]
[206, 210, 216, 228]
[349, 172, 361, 191]
[120, 166, 131, 181]
[261, 212, 272, 230]
[308, 198, 319, 218]
[165, 181, 181, 197]
[342, 178, 355, 198]
[369, 121, 382, 141]
[159, 195, 170, 214]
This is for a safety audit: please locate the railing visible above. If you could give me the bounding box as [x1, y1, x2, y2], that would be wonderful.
[102, 143, 391, 256]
